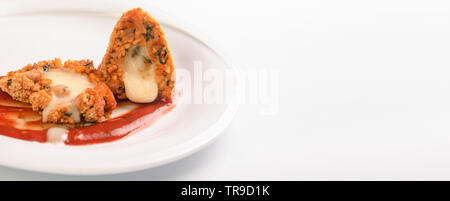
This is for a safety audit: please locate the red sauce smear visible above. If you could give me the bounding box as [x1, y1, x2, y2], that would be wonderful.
[0, 91, 175, 145]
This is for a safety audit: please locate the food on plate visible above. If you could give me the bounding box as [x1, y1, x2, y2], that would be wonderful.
[99, 8, 175, 103]
[0, 8, 176, 145]
[0, 58, 116, 124]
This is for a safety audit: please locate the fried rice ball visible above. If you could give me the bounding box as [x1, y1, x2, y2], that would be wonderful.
[0, 58, 117, 124]
[99, 8, 175, 103]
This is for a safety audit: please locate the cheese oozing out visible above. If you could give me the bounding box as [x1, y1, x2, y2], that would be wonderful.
[46, 127, 69, 144]
[42, 69, 94, 123]
[121, 45, 158, 103]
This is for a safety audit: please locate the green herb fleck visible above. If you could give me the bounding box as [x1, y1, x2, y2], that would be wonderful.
[7, 79, 12, 86]
[145, 32, 153, 41]
[64, 112, 72, 117]
[84, 62, 93, 67]
[146, 25, 153, 32]
[144, 57, 152, 64]
[158, 46, 168, 64]
[145, 25, 154, 41]
[42, 64, 50, 72]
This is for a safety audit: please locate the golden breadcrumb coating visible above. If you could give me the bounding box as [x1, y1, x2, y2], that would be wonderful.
[99, 8, 175, 102]
[0, 58, 117, 124]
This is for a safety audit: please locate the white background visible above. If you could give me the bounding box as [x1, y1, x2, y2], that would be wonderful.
[2, 0, 450, 180]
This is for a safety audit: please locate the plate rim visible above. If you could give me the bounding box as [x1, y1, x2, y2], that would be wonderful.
[0, 1, 240, 175]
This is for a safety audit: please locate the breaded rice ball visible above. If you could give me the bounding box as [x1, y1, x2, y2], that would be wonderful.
[0, 58, 117, 124]
[99, 8, 175, 103]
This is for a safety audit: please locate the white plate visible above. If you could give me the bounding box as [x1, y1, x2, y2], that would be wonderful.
[0, 0, 239, 175]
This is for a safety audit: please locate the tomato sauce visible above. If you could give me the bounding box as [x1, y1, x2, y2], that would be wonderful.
[0, 91, 175, 145]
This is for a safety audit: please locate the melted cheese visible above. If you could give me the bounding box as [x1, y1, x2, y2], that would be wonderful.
[122, 45, 158, 103]
[42, 69, 94, 122]
[47, 127, 68, 144]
